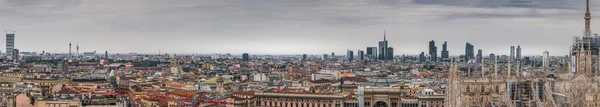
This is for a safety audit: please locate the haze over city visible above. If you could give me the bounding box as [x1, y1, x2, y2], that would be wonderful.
[1, 0, 598, 55]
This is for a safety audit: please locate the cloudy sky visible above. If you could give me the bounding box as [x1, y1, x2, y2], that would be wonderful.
[0, 0, 597, 56]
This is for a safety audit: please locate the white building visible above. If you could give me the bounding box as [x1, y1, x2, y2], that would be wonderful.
[253, 73, 267, 82]
[543, 51, 549, 68]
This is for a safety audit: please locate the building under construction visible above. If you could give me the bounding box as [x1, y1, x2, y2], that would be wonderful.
[445, 0, 600, 107]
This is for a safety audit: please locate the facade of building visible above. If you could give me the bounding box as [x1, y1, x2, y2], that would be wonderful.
[465, 42, 474, 62]
[510, 46, 515, 60]
[358, 50, 364, 60]
[516, 45, 522, 60]
[366, 47, 377, 59]
[242, 53, 249, 61]
[543, 51, 549, 68]
[347, 50, 354, 61]
[6, 33, 14, 58]
[441, 41, 449, 62]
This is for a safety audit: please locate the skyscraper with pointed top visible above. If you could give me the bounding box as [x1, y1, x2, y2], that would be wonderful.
[378, 30, 388, 60]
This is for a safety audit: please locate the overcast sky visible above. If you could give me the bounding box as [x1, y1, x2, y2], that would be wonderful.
[0, 0, 597, 56]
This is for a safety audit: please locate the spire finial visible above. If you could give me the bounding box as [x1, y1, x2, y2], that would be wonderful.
[585, 0, 592, 37]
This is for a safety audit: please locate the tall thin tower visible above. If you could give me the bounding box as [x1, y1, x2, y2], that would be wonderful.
[69, 42, 72, 59]
[585, 0, 592, 37]
[76, 42, 79, 59]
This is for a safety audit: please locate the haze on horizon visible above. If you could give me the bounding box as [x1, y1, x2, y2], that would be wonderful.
[0, 0, 598, 56]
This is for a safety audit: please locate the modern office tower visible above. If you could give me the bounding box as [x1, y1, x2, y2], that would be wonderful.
[419, 52, 426, 62]
[323, 54, 328, 60]
[543, 51, 549, 68]
[477, 49, 483, 63]
[358, 50, 365, 60]
[366, 47, 377, 58]
[378, 31, 388, 60]
[242, 53, 249, 61]
[465, 42, 474, 61]
[441, 41, 449, 61]
[302, 54, 307, 60]
[347, 50, 354, 61]
[516, 45, 522, 60]
[386, 47, 394, 60]
[429, 40, 437, 61]
[510, 46, 515, 60]
[6, 33, 14, 57]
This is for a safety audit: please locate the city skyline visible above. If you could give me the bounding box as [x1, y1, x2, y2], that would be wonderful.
[1, 0, 598, 56]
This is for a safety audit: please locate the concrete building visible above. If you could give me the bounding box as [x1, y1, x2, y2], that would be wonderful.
[510, 46, 515, 60]
[441, 41, 449, 61]
[543, 51, 549, 68]
[6, 33, 14, 58]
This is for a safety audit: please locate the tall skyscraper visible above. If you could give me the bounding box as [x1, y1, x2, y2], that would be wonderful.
[302, 54, 307, 60]
[465, 42, 474, 61]
[419, 52, 426, 62]
[322, 54, 328, 60]
[358, 50, 365, 60]
[543, 51, 549, 68]
[6, 33, 14, 57]
[366, 47, 377, 59]
[477, 49, 483, 63]
[441, 41, 449, 61]
[429, 40, 437, 61]
[347, 50, 354, 61]
[386, 47, 394, 60]
[510, 46, 515, 60]
[242, 53, 249, 61]
[378, 31, 388, 60]
[516, 45, 522, 60]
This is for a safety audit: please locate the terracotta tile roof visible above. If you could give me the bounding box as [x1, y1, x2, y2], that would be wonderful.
[169, 89, 197, 98]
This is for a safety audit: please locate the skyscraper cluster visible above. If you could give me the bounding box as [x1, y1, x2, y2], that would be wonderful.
[377, 31, 394, 60]
[429, 40, 437, 61]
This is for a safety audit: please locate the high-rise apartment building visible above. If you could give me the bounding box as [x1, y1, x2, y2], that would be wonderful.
[6, 33, 14, 57]
[510, 46, 515, 60]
